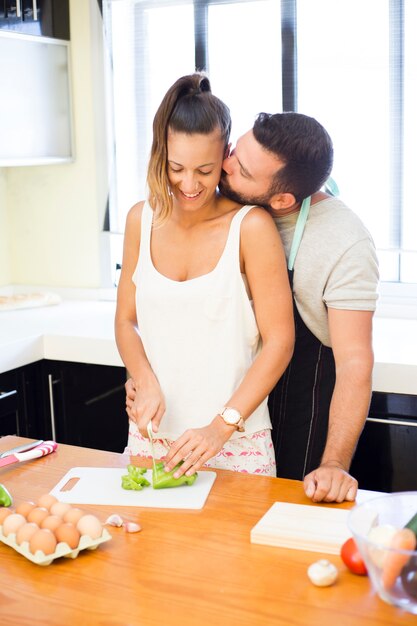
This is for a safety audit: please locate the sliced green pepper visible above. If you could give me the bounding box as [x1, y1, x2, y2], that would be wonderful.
[0, 483, 12, 507]
[152, 461, 198, 489]
[121, 465, 151, 491]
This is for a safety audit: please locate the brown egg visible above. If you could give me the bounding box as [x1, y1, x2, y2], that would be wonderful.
[29, 528, 57, 555]
[36, 493, 58, 511]
[55, 522, 81, 549]
[50, 501, 72, 517]
[15, 501, 36, 517]
[2, 513, 27, 537]
[63, 507, 84, 525]
[16, 522, 39, 546]
[0, 508, 13, 525]
[27, 507, 49, 525]
[76, 514, 103, 539]
[41, 515, 63, 532]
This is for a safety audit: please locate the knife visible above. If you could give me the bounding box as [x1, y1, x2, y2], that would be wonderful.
[0, 441, 58, 468]
[147, 422, 158, 475]
[0, 439, 44, 459]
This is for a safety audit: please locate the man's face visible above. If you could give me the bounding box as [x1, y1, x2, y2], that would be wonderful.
[219, 130, 285, 209]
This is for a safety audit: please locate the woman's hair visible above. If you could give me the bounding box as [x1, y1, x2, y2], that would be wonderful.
[253, 112, 334, 203]
[147, 73, 231, 223]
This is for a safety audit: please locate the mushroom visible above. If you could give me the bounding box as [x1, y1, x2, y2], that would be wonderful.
[307, 559, 338, 587]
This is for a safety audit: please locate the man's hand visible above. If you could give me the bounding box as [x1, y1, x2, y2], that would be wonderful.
[303, 462, 358, 503]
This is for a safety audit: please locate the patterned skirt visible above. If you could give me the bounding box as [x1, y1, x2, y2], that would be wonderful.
[125, 422, 276, 477]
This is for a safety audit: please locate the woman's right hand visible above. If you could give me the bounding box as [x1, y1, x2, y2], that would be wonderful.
[125, 377, 166, 437]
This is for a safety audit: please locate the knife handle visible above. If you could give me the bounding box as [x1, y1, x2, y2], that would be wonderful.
[15, 441, 58, 462]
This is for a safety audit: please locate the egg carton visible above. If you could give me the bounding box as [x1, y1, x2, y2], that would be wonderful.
[0, 525, 112, 566]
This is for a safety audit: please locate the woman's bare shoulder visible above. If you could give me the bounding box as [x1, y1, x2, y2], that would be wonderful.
[241, 205, 278, 234]
[126, 200, 145, 224]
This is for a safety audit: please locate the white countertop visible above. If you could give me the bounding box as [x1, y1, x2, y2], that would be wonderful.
[0, 298, 416, 395]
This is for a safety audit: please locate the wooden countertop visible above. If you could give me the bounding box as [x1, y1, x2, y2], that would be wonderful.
[0, 436, 414, 626]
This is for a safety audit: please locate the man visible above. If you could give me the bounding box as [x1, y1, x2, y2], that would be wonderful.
[126, 112, 379, 503]
[219, 112, 378, 503]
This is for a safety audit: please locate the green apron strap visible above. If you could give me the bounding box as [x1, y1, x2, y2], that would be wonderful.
[324, 176, 339, 197]
[288, 196, 311, 271]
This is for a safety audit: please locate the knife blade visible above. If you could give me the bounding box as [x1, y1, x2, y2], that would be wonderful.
[0, 439, 44, 459]
[147, 422, 158, 475]
[0, 441, 58, 468]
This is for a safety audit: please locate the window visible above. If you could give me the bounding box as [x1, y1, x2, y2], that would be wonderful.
[103, 0, 417, 290]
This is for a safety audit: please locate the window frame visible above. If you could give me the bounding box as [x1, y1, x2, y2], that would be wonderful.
[102, 0, 417, 313]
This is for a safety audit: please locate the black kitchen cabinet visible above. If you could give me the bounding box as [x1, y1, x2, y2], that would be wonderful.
[0, 369, 19, 437]
[0, 360, 128, 453]
[0, 363, 41, 438]
[351, 392, 417, 493]
[0, 0, 70, 39]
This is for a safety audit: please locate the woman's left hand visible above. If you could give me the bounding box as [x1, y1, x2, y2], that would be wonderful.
[163, 417, 235, 478]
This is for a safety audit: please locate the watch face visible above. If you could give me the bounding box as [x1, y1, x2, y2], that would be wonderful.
[222, 408, 241, 425]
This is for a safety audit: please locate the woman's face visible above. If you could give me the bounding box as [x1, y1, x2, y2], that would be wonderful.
[167, 128, 225, 211]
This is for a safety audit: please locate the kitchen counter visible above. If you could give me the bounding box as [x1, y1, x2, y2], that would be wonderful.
[0, 435, 415, 626]
[1, 298, 417, 395]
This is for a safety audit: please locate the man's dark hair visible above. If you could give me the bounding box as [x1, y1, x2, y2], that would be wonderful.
[253, 112, 334, 202]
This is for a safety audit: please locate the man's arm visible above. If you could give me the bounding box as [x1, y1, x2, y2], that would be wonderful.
[303, 308, 374, 502]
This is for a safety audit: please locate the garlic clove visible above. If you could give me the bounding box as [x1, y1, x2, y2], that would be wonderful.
[307, 559, 338, 587]
[123, 522, 142, 533]
[104, 514, 124, 527]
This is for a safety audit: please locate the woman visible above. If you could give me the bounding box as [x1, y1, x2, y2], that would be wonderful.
[115, 73, 294, 477]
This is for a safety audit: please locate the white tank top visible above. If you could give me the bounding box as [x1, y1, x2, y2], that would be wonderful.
[133, 202, 271, 439]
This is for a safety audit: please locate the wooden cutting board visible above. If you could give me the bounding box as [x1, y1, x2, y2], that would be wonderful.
[50, 467, 217, 510]
[250, 502, 351, 554]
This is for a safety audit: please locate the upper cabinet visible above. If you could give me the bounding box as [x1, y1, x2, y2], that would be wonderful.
[0, 1, 73, 167]
[0, 1, 70, 40]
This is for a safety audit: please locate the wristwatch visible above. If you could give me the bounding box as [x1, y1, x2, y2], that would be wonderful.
[219, 407, 245, 432]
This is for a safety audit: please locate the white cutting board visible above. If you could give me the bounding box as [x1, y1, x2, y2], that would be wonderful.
[50, 467, 217, 510]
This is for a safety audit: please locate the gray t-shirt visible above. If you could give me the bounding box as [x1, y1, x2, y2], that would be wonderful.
[274, 196, 379, 347]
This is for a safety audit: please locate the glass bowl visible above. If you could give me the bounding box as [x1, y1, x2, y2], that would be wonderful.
[348, 492, 417, 614]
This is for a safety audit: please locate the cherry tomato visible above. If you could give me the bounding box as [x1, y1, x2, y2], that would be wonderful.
[340, 537, 368, 575]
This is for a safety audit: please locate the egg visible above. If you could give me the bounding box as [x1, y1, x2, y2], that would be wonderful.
[63, 507, 85, 525]
[27, 507, 49, 525]
[36, 493, 58, 510]
[2, 513, 27, 537]
[76, 514, 103, 539]
[41, 515, 63, 532]
[50, 501, 72, 517]
[0, 508, 13, 525]
[55, 522, 81, 549]
[29, 528, 57, 555]
[15, 501, 36, 517]
[16, 522, 39, 546]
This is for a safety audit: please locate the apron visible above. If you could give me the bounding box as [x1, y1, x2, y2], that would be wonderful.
[268, 197, 336, 480]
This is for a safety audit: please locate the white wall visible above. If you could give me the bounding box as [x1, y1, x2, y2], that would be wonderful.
[0, 0, 108, 289]
[0, 170, 11, 284]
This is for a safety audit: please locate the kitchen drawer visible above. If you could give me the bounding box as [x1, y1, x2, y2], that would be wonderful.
[351, 392, 417, 492]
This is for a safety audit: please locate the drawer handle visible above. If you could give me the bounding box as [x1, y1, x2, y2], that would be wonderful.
[0, 390, 18, 400]
[47, 375, 58, 441]
[367, 417, 417, 428]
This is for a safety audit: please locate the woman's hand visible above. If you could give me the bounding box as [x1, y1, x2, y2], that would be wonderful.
[163, 416, 235, 478]
[125, 377, 166, 438]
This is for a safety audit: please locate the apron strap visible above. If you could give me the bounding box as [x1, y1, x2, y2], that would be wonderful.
[288, 196, 311, 271]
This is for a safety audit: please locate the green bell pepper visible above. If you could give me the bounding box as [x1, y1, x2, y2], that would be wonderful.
[0, 483, 12, 507]
[152, 461, 198, 489]
[121, 465, 151, 491]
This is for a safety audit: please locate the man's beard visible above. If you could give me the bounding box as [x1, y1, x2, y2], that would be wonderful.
[219, 172, 272, 210]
